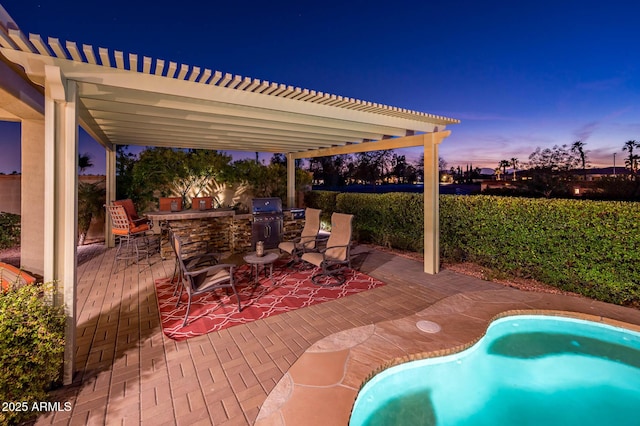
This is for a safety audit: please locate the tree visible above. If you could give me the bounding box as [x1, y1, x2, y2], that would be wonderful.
[129, 147, 232, 208]
[78, 152, 94, 174]
[77, 181, 105, 244]
[525, 144, 580, 197]
[623, 140, 639, 175]
[270, 153, 286, 165]
[115, 145, 138, 202]
[510, 157, 519, 181]
[351, 150, 393, 185]
[307, 155, 350, 187]
[570, 141, 589, 180]
[438, 157, 447, 172]
[498, 160, 510, 180]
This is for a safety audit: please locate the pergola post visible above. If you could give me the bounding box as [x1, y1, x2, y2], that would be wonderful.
[423, 131, 450, 274]
[43, 65, 79, 385]
[105, 144, 116, 247]
[286, 153, 295, 208]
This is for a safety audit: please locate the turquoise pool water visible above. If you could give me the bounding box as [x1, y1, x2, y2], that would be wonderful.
[350, 315, 640, 426]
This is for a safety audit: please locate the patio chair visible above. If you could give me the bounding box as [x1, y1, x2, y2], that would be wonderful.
[171, 232, 241, 326]
[113, 199, 152, 229]
[278, 208, 322, 266]
[168, 228, 220, 295]
[301, 212, 354, 286]
[106, 204, 157, 272]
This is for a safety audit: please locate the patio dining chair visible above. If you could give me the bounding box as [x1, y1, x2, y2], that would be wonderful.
[168, 229, 221, 296]
[114, 198, 152, 229]
[171, 232, 241, 326]
[278, 207, 322, 266]
[106, 204, 157, 273]
[301, 212, 354, 286]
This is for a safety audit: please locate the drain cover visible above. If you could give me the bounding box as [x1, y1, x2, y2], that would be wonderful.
[416, 320, 441, 333]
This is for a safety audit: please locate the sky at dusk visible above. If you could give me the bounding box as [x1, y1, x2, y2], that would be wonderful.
[1, 0, 639, 174]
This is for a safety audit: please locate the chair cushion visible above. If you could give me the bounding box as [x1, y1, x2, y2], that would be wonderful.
[112, 223, 150, 236]
[301, 252, 323, 267]
[1, 262, 36, 291]
[278, 241, 296, 254]
[197, 269, 231, 291]
[114, 199, 140, 222]
[325, 246, 347, 261]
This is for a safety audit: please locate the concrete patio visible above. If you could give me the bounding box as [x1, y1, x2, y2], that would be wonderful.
[31, 244, 640, 426]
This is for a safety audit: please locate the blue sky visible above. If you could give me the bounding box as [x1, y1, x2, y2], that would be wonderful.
[1, 0, 639, 174]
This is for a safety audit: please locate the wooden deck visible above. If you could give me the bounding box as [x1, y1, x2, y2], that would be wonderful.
[31, 244, 640, 425]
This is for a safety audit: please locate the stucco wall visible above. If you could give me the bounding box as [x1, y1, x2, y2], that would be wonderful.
[0, 174, 105, 215]
[0, 175, 21, 214]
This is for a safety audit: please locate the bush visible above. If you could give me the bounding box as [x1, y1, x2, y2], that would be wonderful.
[306, 190, 640, 306]
[0, 283, 65, 425]
[304, 191, 338, 225]
[0, 212, 20, 249]
[440, 195, 640, 306]
[336, 193, 423, 251]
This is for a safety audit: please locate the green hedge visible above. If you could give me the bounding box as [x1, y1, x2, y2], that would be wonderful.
[0, 212, 20, 249]
[0, 283, 65, 425]
[305, 191, 424, 251]
[440, 195, 640, 306]
[306, 191, 640, 306]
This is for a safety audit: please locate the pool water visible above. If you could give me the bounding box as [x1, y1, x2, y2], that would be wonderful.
[350, 315, 640, 426]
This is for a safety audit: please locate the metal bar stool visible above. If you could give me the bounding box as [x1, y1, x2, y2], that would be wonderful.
[106, 204, 156, 274]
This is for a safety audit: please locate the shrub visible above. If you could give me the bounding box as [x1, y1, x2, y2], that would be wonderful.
[0, 283, 65, 425]
[304, 191, 338, 225]
[0, 212, 20, 249]
[440, 195, 640, 306]
[306, 190, 640, 306]
[336, 193, 423, 251]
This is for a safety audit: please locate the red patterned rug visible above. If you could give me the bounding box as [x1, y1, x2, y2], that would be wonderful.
[154, 261, 386, 340]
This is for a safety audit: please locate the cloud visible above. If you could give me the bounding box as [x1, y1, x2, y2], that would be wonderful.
[573, 121, 599, 142]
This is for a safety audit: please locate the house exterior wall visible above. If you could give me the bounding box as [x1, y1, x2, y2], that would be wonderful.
[0, 174, 105, 215]
[0, 174, 21, 214]
[20, 119, 45, 275]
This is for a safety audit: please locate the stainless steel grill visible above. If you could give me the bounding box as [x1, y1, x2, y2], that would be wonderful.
[251, 198, 283, 250]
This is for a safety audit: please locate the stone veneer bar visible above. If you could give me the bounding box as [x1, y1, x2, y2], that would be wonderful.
[145, 208, 304, 258]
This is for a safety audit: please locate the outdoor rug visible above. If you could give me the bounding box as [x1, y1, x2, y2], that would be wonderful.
[154, 261, 386, 340]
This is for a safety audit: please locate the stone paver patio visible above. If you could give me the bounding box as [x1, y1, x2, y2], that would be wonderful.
[31, 244, 640, 425]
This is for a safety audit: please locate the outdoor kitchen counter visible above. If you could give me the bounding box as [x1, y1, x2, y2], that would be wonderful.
[145, 207, 235, 221]
[146, 208, 245, 258]
[144, 209, 302, 259]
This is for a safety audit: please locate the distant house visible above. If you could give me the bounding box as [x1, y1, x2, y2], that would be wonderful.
[579, 167, 632, 181]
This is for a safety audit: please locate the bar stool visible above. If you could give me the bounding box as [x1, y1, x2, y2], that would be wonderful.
[106, 204, 156, 273]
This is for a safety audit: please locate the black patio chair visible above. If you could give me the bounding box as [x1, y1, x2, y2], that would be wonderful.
[171, 232, 241, 326]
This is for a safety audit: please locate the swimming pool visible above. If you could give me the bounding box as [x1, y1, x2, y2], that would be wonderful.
[350, 315, 640, 426]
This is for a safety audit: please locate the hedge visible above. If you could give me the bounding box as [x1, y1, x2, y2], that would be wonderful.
[0, 212, 20, 249]
[305, 191, 640, 306]
[440, 195, 640, 306]
[0, 283, 65, 425]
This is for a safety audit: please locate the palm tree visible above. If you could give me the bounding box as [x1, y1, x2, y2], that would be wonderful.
[498, 160, 510, 180]
[571, 141, 588, 180]
[623, 140, 639, 175]
[78, 152, 94, 174]
[510, 158, 519, 181]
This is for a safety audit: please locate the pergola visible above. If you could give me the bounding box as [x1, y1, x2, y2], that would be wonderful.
[0, 9, 458, 384]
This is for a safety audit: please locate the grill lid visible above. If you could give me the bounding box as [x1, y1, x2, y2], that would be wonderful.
[251, 197, 282, 214]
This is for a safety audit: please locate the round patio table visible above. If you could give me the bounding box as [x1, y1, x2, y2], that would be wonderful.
[243, 252, 279, 285]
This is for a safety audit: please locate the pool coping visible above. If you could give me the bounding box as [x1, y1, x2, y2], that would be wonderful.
[254, 288, 640, 425]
